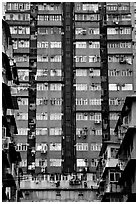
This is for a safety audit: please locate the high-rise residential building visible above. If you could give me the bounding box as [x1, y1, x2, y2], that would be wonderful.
[4, 2, 136, 190]
[2, 18, 23, 202]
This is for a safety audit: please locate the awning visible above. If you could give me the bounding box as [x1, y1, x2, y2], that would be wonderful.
[2, 150, 10, 168]
[3, 173, 16, 188]
[2, 83, 14, 109]
[6, 115, 18, 134]
[2, 52, 12, 80]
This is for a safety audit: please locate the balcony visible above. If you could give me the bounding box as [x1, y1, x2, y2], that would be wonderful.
[37, 20, 62, 27]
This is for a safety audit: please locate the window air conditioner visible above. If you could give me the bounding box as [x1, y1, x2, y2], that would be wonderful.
[94, 120, 100, 124]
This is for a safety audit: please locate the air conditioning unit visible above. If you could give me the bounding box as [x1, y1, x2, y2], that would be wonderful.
[94, 120, 100, 124]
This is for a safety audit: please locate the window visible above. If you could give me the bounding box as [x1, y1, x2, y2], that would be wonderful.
[20, 159, 27, 167]
[121, 70, 133, 77]
[75, 42, 87, 48]
[38, 15, 61, 21]
[37, 55, 48, 62]
[110, 113, 119, 120]
[95, 129, 102, 135]
[14, 55, 29, 62]
[50, 159, 62, 167]
[75, 27, 87, 35]
[36, 113, 47, 120]
[109, 84, 120, 91]
[36, 98, 48, 106]
[50, 128, 62, 135]
[75, 14, 99, 21]
[50, 143, 61, 151]
[121, 84, 133, 91]
[120, 27, 131, 34]
[76, 113, 88, 120]
[91, 143, 102, 151]
[110, 128, 115, 136]
[36, 143, 47, 152]
[89, 41, 100, 48]
[39, 68, 48, 76]
[50, 42, 61, 48]
[89, 55, 100, 62]
[18, 69, 29, 81]
[12, 40, 18, 49]
[77, 159, 87, 167]
[89, 113, 101, 122]
[18, 98, 28, 106]
[108, 42, 131, 49]
[82, 3, 99, 12]
[108, 69, 120, 76]
[91, 159, 98, 167]
[76, 69, 87, 76]
[109, 98, 122, 106]
[74, 56, 87, 63]
[16, 113, 28, 120]
[50, 83, 62, 91]
[76, 128, 88, 136]
[88, 28, 99, 35]
[50, 69, 61, 77]
[76, 98, 88, 106]
[76, 143, 88, 151]
[50, 113, 62, 120]
[35, 159, 47, 167]
[50, 55, 62, 62]
[38, 27, 48, 35]
[18, 40, 29, 48]
[110, 148, 119, 158]
[18, 128, 28, 135]
[89, 69, 100, 77]
[37, 83, 48, 91]
[50, 98, 62, 106]
[16, 143, 27, 151]
[110, 172, 121, 182]
[16, 84, 28, 93]
[107, 28, 119, 35]
[10, 26, 18, 34]
[76, 84, 87, 91]
[37, 41, 49, 48]
[36, 128, 48, 135]
[89, 83, 101, 91]
[89, 99, 102, 105]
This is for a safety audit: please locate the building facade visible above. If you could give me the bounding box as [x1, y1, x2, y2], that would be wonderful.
[4, 2, 136, 190]
[2, 18, 22, 201]
[115, 95, 136, 202]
